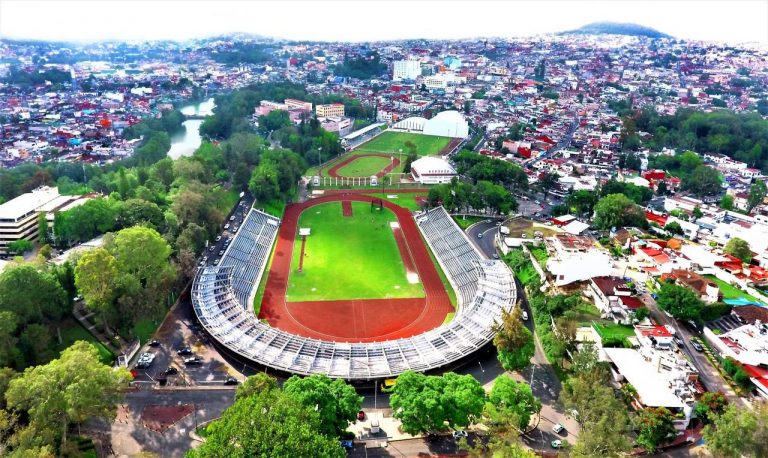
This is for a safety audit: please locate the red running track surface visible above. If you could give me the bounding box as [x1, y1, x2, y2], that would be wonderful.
[341, 200, 353, 217]
[258, 194, 453, 342]
[326, 154, 401, 178]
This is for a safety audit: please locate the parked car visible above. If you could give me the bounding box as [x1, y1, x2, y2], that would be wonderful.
[551, 439, 563, 449]
[224, 223, 230, 230]
[213, 258, 220, 265]
[183, 357, 202, 366]
[452, 430, 468, 439]
[224, 377, 239, 385]
[209, 245, 215, 252]
[163, 366, 178, 375]
[218, 250, 224, 256]
[691, 340, 704, 352]
[215, 235, 222, 242]
[136, 352, 155, 369]
[177, 347, 193, 356]
[552, 423, 565, 434]
[148, 340, 161, 347]
[674, 337, 685, 348]
[202, 256, 208, 262]
[229, 215, 236, 221]
[357, 410, 366, 421]
[340, 440, 354, 450]
[522, 311, 529, 321]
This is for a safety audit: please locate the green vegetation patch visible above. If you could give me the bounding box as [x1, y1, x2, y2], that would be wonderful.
[356, 131, 451, 157]
[704, 275, 761, 303]
[593, 322, 636, 341]
[367, 193, 428, 212]
[286, 201, 424, 301]
[335, 155, 394, 177]
[57, 322, 114, 364]
[452, 215, 485, 230]
[528, 245, 549, 264]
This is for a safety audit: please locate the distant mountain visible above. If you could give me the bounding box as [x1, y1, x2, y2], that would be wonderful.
[562, 22, 671, 39]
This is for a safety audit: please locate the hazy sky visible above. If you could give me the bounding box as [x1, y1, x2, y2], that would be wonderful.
[1, 1, 767, 45]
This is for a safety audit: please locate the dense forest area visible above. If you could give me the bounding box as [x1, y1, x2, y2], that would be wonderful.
[333, 51, 387, 79]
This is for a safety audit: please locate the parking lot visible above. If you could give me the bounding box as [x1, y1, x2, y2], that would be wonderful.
[130, 195, 254, 386]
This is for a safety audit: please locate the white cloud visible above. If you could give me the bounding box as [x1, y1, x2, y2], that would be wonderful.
[0, 1, 766, 45]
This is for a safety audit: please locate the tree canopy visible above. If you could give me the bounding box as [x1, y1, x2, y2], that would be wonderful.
[703, 401, 768, 458]
[493, 306, 535, 371]
[656, 281, 704, 321]
[390, 371, 485, 435]
[724, 237, 752, 263]
[634, 407, 677, 453]
[282, 374, 363, 437]
[592, 193, 648, 230]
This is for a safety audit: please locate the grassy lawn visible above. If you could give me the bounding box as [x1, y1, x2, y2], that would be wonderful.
[335, 155, 394, 177]
[132, 318, 160, 344]
[528, 245, 549, 264]
[57, 320, 114, 364]
[452, 215, 485, 230]
[366, 193, 428, 212]
[593, 322, 636, 340]
[563, 301, 603, 326]
[286, 201, 425, 301]
[356, 131, 451, 157]
[214, 186, 241, 212]
[704, 275, 761, 303]
[261, 198, 287, 217]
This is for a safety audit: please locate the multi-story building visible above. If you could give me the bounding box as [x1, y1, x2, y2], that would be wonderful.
[393, 60, 421, 81]
[316, 103, 345, 118]
[0, 187, 56, 256]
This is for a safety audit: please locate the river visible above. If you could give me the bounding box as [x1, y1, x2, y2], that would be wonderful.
[167, 98, 216, 159]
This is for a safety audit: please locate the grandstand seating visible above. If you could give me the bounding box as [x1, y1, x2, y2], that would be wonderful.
[191, 205, 516, 379]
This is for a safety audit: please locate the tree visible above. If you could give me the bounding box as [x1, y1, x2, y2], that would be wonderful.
[235, 373, 278, 400]
[493, 306, 535, 371]
[724, 237, 752, 263]
[721, 194, 735, 210]
[746, 180, 767, 213]
[188, 384, 345, 458]
[282, 374, 362, 437]
[683, 165, 721, 197]
[0, 265, 67, 324]
[74, 248, 119, 331]
[656, 281, 704, 321]
[6, 240, 33, 255]
[634, 407, 677, 453]
[664, 221, 684, 235]
[691, 205, 703, 220]
[560, 372, 631, 457]
[694, 391, 727, 424]
[537, 172, 559, 198]
[486, 376, 541, 431]
[656, 180, 669, 196]
[5, 341, 131, 452]
[592, 194, 648, 230]
[712, 401, 768, 456]
[390, 371, 485, 435]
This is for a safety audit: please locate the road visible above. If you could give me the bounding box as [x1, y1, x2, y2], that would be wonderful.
[639, 292, 745, 406]
[465, 219, 503, 258]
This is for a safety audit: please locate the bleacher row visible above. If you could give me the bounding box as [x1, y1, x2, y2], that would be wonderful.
[416, 207, 482, 307]
[191, 205, 516, 379]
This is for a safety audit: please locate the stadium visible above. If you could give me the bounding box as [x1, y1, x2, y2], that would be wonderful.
[191, 120, 515, 381]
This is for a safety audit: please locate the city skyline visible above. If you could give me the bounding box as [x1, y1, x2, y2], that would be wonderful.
[1, 0, 767, 45]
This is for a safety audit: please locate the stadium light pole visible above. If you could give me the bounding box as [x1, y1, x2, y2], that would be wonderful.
[317, 147, 322, 167]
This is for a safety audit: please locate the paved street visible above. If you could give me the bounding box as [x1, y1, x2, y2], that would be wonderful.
[465, 218, 503, 258]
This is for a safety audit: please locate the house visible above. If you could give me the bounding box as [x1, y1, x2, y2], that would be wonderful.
[588, 276, 644, 324]
[661, 269, 720, 304]
[603, 346, 698, 430]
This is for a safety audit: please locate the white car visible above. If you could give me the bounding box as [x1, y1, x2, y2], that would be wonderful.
[521, 311, 529, 321]
[452, 430, 468, 439]
[552, 423, 565, 434]
[551, 439, 563, 449]
[136, 352, 156, 369]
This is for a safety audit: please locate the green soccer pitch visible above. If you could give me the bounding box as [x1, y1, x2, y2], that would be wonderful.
[335, 155, 393, 177]
[285, 201, 425, 302]
[355, 131, 451, 157]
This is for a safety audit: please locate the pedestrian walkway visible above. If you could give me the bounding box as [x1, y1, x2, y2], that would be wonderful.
[347, 409, 418, 442]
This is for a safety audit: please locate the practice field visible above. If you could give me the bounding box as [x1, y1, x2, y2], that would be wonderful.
[356, 131, 451, 157]
[286, 201, 425, 302]
[335, 155, 393, 177]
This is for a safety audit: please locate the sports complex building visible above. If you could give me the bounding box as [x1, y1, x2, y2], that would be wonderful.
[191, 195, 516, 380]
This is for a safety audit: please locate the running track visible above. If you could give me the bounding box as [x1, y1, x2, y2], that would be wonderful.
[258, 194, 452, 342]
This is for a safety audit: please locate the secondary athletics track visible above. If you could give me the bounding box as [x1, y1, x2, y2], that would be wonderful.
[258, 194, 452, 342]
[326, 154, 401, 178]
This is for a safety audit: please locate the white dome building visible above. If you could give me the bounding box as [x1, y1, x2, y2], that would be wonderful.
[391, 111, 469, 139]
[410, 156, 457, 184]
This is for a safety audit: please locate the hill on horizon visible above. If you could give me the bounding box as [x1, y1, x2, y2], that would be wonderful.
[562, 22, 672, 39]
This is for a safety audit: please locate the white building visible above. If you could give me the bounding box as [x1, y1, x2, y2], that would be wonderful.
[392, 111, 469, 139]
[410, 157, 456, 184]
[393, 60, 421, 81]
